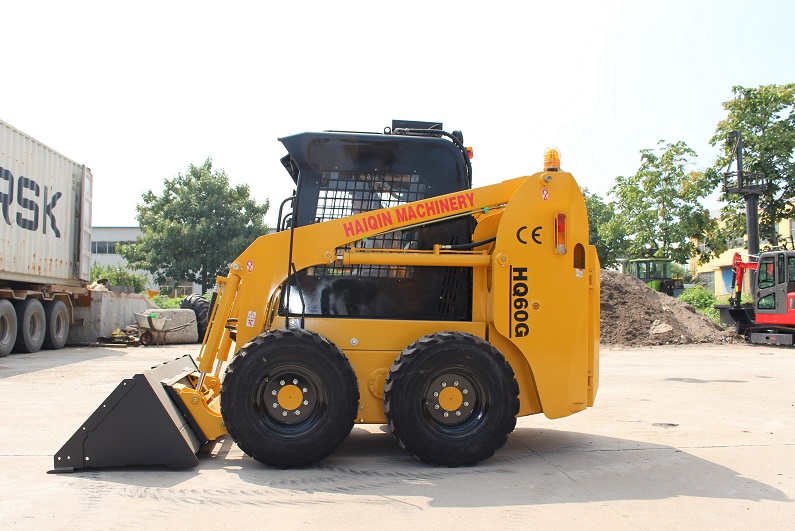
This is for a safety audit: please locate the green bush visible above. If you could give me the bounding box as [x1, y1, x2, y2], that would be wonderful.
[679, 286, 720, 323]
[91, 263, 149, 293]
[152, 294, 184, 309]
[715, 293, 753, 305]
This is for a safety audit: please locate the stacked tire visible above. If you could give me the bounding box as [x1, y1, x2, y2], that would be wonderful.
[179, 294, 210, 343]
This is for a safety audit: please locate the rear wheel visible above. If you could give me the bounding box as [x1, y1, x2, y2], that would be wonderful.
[42, 299, 69, 350]
[384, 331, 519, 466]
[0, 299, 17, 357]
[13, 298, 46, 353]
[221, 329, 359, 467]
[180, 294, 210, 342]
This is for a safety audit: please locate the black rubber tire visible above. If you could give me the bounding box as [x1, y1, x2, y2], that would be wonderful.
[383, 331, 519, 466]
[42, 299, 70, 350]
[221, 329, 359, 468]
[13, 298, 46, 353]
[0, 299, 17, 357]
[140, 330, 154, 346]
[180, 294, 210, 343]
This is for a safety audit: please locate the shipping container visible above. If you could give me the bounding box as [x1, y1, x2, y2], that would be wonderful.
[0, 118, 92, 355]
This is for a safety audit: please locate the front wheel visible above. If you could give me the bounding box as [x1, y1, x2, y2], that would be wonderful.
[221, 329, 359, 467]
[384, 331, 519, 466]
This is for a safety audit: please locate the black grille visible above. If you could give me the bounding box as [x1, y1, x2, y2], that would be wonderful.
[310, 171, 427, 279]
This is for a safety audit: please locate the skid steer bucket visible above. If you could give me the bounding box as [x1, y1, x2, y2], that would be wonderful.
[53, 355, 207, 472]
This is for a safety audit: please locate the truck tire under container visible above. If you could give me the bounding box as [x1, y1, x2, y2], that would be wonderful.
[13, 298, 46, 353]
[0, 299, 17, 357]
[43, 299, 70, 350]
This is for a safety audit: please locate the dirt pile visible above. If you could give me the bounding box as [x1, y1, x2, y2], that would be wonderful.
[600, 270, 729, 347]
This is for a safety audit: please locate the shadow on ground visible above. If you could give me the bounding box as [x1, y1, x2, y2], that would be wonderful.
[58, 426, 790, 508]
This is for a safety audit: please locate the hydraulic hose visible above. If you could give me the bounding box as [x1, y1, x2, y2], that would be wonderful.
[440, 236, 496, 251]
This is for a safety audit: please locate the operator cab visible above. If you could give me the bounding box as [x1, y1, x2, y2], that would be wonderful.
[753, 250, 795, 325]
[626, 258, 683, 297]
[276, 121, 475, 321]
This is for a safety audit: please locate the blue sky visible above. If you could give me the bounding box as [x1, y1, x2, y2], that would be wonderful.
[2, 0, 793, 228]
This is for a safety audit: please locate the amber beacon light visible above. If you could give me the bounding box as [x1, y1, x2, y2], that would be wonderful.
[544, 148, 561, 171]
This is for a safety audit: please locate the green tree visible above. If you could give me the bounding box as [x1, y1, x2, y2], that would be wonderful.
[582, 188, 628, 269]
[120, 158, 269, 293]
[609, 141, 724, 264]
[710, 84, 795, 247]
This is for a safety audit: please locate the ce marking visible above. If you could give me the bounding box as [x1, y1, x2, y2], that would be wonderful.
[517, 225, 543, 245]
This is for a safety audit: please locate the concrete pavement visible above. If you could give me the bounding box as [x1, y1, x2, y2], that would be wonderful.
[0, 343, 792, 529]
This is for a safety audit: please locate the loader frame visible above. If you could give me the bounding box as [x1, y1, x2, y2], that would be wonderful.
[175, 170, 599, 431]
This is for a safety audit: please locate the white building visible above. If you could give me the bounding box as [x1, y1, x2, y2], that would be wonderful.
[90, 227, 199, 295]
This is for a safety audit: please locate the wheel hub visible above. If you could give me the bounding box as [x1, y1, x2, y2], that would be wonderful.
[277, 384, 303, 410]
[424, 374, 476, 425]
[438, 386, 463, 411]
[264, 375, 317, 424]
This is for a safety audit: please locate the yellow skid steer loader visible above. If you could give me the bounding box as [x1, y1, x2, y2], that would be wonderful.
[54, 121, 599, 470]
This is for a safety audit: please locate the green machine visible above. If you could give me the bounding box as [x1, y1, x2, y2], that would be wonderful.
[626, 258, 684, 297]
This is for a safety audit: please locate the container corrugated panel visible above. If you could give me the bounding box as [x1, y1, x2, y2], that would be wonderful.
[0, 119, 92, 286]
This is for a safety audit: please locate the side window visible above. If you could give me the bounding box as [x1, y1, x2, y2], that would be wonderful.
[778, 254, 785, 284]
[698, 271, 715, 293]
[649, 262, 659, 278]
[638, 262, 648, 279]
[758, 256, 775, 289]
[789, 256, 795, 282]
[758, 293, 775, 309]
[573, 243, 585, 269]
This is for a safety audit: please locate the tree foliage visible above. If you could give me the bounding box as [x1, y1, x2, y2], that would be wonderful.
[582, 188, 628, 269]
[710, 84, 795, 247]
[120, 158, 269, 293]
[609, 140, 724, 264]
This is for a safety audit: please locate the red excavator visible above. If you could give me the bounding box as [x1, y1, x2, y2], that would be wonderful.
[728, 250, 795, 345]
[720, 130, 795, 346]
